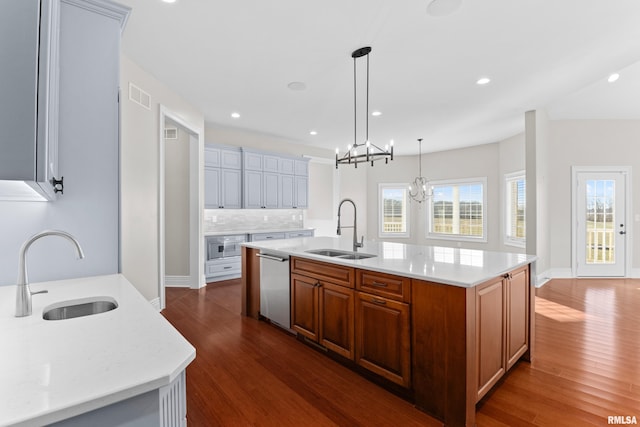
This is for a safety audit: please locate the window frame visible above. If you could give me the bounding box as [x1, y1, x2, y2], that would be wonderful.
[504, 170, 526, 248]
[378, 183, 410, 238]
[426, 177, 488, 243]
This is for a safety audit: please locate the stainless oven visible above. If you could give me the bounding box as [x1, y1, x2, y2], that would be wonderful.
[205, 234, 247, 260]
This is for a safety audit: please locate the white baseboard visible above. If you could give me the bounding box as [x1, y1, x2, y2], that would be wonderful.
[165, 275, 191, 288]
[149, 297, 161, 311]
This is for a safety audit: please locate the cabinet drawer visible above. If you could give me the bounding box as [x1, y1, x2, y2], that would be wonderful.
[356, 270, 411, 302]
[286, 230, 314, 238]
[206, 258, 241, 276]
[291, 257, 355, 288]
[251, 232, 286, 241]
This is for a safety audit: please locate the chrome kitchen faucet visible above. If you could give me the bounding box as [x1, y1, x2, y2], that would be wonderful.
[337, 198, 364, 252]
[15, 230, 85, 317]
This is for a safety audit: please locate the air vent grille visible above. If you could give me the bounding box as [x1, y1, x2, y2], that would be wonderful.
[164, 127, 178, 139]
[128, 82, 151, 110]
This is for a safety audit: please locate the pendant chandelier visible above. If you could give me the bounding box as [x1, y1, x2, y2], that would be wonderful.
[335, 46, 394, 169]
[409, 138, 432, 203]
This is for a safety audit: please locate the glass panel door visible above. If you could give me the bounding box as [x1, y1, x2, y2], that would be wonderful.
[576, 171, 626, 277]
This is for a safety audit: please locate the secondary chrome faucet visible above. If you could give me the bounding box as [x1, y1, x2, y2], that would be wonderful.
[15, 230, 85, 317]
[337, 198, 364, 252]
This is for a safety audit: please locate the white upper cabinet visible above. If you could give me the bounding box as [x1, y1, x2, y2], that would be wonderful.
[1, 0, 60, 201]
[207, 146, 309, 210]
[205, 144, 242, 209]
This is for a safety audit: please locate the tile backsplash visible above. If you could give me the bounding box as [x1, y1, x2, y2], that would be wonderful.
[204, 209, 304, 233]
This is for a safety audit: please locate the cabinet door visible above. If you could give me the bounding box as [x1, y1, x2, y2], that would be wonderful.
[294, 175, 308, 208]
[506, 267, 529, 369]
[355, 292, 411, 387]
[220, 149, 241, 169]
[291, 274, 320, 341]
[204, 167, 221, 209]
[294, 159, 309, 176]
[221, 168, 242, 209]
[243, 169, 263, 208]
[320, 282, 354, 359]
[243, 151, 263, 171]
[263, 172, 279, 209]
[280, 174, 295, 208]
[204, 146, 221, 167]
[263, 155, 280, 173]
[476, 278, 506, 401]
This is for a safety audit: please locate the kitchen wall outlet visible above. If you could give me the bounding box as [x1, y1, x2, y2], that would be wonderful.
[263, 215, 268, 222]
[211, 216, 217, 222]
[635, 214, 640, 222]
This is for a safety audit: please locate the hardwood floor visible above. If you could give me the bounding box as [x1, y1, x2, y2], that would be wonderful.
[162, 278, 640, 426]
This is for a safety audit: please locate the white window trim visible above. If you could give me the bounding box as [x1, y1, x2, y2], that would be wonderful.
[426, 177, 488, 243]
[504, 170, 526, 248]
[378, 183, 410, 238]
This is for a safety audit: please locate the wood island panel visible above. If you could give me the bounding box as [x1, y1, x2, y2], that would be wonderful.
[241, 246, 261, 319]
[411, 279, 476, 427]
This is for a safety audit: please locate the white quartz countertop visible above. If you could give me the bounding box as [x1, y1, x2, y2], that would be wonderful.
[204, 228, 314, 237]
[243, 236, 536, 288]
[0, 274, 195, 427]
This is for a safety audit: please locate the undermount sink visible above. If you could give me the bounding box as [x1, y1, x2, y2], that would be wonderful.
[336, 253, 376, 260]
[305, 249, 377, 260]
[305, 249, 351, 257]
[43, 296, 118, 320]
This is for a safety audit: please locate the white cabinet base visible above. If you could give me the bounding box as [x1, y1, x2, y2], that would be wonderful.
[50, 371, 187, 427]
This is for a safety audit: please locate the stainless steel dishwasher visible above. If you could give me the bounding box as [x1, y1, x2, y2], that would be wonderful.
[257, 251, 291, 331]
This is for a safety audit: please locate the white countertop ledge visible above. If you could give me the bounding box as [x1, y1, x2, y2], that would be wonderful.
[243, 236, 537, 288]
[0, 274, 195, 427]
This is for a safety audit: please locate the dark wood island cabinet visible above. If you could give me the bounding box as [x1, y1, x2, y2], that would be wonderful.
[241, 239, 536, 427]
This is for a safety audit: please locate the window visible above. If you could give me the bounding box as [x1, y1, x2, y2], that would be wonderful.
[427, 177, 487, 242]
[379, 184, 409, 238]
[505, 171, 526, 247]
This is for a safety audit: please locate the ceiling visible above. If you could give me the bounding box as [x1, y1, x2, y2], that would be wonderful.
[118, 0, 640, 156]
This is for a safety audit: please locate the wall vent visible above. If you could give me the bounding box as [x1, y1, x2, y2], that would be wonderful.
[164, 127, 178, 140]
[128, 82, 151, 110]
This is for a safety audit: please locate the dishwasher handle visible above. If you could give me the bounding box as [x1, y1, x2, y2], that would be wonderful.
[256, 253, 288, 262]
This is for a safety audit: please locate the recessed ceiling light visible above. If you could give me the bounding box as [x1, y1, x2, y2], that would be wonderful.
[231, 112, 240, 119]
[608, 73, 620, 83]
[161, 0, 177, 3]
[287, 82, 307, 91]
[372, 111, 382, 116]
[309, 130, 317, 136]
[476, 77, 491, 85]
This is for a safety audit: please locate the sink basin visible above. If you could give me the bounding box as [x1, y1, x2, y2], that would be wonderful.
[43, 296, 118, 320]
[305, 249, 352, 257]
[337, 253, 376, 260]
[305, 249, 377, 260]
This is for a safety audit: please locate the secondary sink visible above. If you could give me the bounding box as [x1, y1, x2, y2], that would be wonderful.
[305, 249, 377, 260]
[43, 296, 118, 320]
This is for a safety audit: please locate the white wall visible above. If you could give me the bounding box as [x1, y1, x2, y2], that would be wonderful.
[164, 122, 190, 276]
[120, 56, 204, 301]
[0, 2, 121, 286]
[305, 160, 337, 236]
[548, 120, 640, 272]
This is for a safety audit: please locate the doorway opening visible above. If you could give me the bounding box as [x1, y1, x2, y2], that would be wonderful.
[159, 106, 204, 309]
[572, 166, 631, 277]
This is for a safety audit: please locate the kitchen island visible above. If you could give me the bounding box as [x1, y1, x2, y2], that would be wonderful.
[241, 236, 536, 427]
[0, 274, 195, 427]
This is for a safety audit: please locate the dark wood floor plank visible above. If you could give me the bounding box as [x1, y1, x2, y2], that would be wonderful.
[163, 278, 640, 426]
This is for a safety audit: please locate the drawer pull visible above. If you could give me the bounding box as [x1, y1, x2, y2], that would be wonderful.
[371, 281, 388, 288]
[223, 266, 232, 270]
[371, 298, 386, 305]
